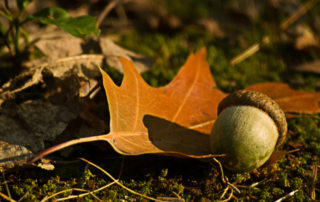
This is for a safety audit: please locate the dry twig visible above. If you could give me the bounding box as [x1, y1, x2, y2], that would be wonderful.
[236, 179, 272, 189]
[219, 187, 233, 202]
[79, 158, 162, 201]
[311, 161, 318, 200]
[230, 0, 319, 66]
[281, 0, 319, 30]
[274, 190, 299, 202]
[42, 158, 126, 201]
[2, 173, 13, 202]
[0, 192, 16, 202]
[18, 186, 34, 202]
[230, 36, 269, 66]
[211, 158, 240, 201]
[97, 0, 128, 27]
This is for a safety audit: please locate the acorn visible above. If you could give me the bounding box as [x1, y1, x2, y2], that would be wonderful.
[210, 90, 287, 173]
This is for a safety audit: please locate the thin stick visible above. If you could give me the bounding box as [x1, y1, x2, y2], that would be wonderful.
[280, 0, 319, 30]
[42, 188, 87, 202]
[43, 158, 126, 201]
[211, 159, 241, 194]
[18, 186, 34, 202]
[97, 0, 124, 27]
[86, 192, 102, 202]
[79, 158, 162, 201]
[0, 180, 10, 185]
[59, 189, 102, 202]
[2, 173, 12, 200]
[227, 182, 240, 194]
[236, 179, 271, 189]
[230, 36, 270, 66]
[219, 186, 234, 202]
[0, 192, 16, 202]
[45, 182, 117, 202]
[274, 189, 299, 202]
[212, 158, 226, 184]
[171, 191, 181, 198]
[219, 188, 233, 202]
[219, 186, 229, 199]
[311, 161, 317, 200]
[229, 0, 318, 66]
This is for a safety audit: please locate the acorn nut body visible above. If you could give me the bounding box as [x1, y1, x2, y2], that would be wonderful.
[210, 90, 287, 173]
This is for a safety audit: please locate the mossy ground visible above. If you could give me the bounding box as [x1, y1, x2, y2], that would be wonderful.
[1, 0, 320, 201]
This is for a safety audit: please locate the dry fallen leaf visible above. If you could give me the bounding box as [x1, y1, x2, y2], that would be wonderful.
[26, 36, 86, 68]
[196, 18, 224, 38]
[0, 76, 80, 169]
[0, 98, 78, 154]
[294, 24, 319, 50]
[0, 55, 103, 103]
[35, 37, 84, 61]
[99, 37, 153, 73]
[292, 60, 320, 74]
[0, 141, 34, 172]
[31, 48, 227, 162]
[1, 34, 154, 103]
[30, 48, 320, 165]
[245, 82, 320, 113]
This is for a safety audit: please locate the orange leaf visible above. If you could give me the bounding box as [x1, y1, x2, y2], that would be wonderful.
[99, 48, 227, 156]
[30, 48, 227, 162]
[245, 83, 320, 114]
[29, 48, 320, 164]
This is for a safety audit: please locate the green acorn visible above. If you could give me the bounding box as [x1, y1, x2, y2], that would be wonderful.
[210, 90, 287, 172]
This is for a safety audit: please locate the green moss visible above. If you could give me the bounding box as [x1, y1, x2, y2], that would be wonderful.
[2, 0, 320, 201]
[290, 177, 303, 190]
[115, 21, 288, 92]
[231, 172, 251, 183]
[288, 117, 320, 145]
[278, 172, 290, 188]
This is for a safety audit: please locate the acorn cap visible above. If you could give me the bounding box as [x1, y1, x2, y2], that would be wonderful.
[218, 90, 287, 149]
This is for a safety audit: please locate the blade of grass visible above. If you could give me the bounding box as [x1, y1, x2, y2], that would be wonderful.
[79, 158, 163, 201]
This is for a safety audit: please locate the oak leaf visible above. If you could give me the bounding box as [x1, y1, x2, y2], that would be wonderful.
[30, 48, 227, 162]
[245, 83, 320, 114]
[29, 48, 320, 164]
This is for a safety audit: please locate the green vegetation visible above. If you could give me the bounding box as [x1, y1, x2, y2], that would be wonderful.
[1, 0, 320, 201]
[0, 0, 99, 64]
